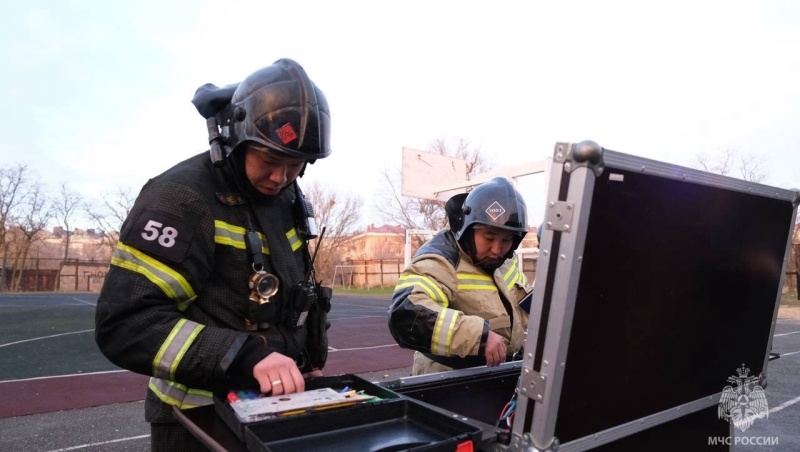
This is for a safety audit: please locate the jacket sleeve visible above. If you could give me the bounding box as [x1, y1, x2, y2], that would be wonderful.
[94, 179, 270, 389]
[506, 253, 532, 328]
[387, 255, 489, 358]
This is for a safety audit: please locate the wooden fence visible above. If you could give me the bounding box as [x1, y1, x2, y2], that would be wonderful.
[0, 259, 109, 292]
[331, 257, 539, 289]
[2, 256, 798, 296]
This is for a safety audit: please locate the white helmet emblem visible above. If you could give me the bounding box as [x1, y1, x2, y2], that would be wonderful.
[486, 201, 506, 220]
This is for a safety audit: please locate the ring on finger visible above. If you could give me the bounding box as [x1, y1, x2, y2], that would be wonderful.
[272, 379, 282, 386]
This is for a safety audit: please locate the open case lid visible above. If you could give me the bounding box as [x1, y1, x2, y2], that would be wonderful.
[513, 141, 799, 451]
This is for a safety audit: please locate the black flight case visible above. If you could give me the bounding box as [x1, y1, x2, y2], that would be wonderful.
[381, 141, 799, 451]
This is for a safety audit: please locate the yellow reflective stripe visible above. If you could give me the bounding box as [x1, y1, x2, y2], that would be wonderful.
[149, 377, 213, 409]
[286, 228, 302, 252]
[503, 258, 522, 289]
[214, 220, 269, 254]
[431, 308, 458, 355]
[457, 273, 498, 292]
[111, 243, 197, 311]
[152, 319, 205, 380]
[396, 274, 448, 307]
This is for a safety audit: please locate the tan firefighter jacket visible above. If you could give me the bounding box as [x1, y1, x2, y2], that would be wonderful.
[388, 230, 531, 370]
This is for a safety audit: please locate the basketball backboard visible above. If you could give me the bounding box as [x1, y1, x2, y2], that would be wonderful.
[401, 147, 469, 200]
[401, 146, 551, 201]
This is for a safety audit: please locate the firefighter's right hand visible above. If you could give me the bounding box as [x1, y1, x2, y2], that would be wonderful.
[253, 352, 305, 396]
[484, 331, 508, 367]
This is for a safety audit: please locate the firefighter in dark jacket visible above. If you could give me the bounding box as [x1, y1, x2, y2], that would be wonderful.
[388, 177, 532, 375]
[95, 58, 333, 451]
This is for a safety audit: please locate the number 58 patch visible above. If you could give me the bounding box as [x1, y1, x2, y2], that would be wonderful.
[127, 210, 193, 263]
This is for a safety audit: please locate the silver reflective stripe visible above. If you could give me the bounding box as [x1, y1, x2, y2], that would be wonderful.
[286, 228, 302, 252]
[111, 243, 197, 311]
[396, 274, 448, 306]
[214, 220, 269, 254]
[149, 377, 213, 409]
[152, 319, 205, 380]
[457, 273, 498, 292]
[431, 307, 458, 355]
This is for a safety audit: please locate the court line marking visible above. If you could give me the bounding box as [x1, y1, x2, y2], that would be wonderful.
[770, 394, 800, 415]
[44, 434, 150, 452]
[774, 330, 800, 337]
[0, 329, 94, 348]
[332, 301, 387, 308]
[0, 369, 133, 384]
[329, 343, 400, 353]
[71, 297, 96, 306]
[330, 315, 385, 320]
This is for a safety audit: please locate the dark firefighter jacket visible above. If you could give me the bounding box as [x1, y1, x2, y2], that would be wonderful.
[387, 230, 531, 370]
[95, 152, 318, 423]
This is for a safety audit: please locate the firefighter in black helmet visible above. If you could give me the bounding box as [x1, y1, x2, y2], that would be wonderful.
[388, 177, 533, 375]
[95, 58, 333, 451]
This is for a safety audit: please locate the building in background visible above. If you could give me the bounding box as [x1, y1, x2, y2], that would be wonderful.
[334, 224, 540, 289]
[1, 227, 112, 292]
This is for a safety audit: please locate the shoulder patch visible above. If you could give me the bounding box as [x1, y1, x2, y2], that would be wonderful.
[216, 192, 246, 206]
[126, 210, 193, 263]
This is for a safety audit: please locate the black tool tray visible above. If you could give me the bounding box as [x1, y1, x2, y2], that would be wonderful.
[382, 362, 521, 427]
[244, 397, 482, 452]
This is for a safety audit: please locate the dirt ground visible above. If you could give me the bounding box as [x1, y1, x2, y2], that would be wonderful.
[779, 305, 800, 319]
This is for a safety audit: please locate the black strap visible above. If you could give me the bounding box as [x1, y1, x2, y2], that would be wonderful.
[291, 182, 314, 281]
[243, 214, 267, 272]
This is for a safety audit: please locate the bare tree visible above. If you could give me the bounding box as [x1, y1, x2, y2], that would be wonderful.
[375, 137, 493, 231]
[84, 185, 136, 253]
[302, 181, 364, 285]
[0, 164, 38, 292]
[696, 147, 768, 183]
[9, 181, 53, 291]
[52, 182, 82, 290]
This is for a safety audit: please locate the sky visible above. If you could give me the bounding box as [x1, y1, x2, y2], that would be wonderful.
[1, 0, 799, 229]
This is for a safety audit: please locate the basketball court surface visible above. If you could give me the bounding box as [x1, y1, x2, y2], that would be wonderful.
[1, 293, 800, 451]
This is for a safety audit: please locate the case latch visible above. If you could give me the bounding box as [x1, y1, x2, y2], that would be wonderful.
[544, 201, 575, 233]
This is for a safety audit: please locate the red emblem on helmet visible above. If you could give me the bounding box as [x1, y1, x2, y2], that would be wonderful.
[276, 123, 298, 144]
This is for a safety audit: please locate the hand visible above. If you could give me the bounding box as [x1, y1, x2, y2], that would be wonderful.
[484, 331, 508, 367]
[303, 369, 324, 379]
[253, 352, 305, 395]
